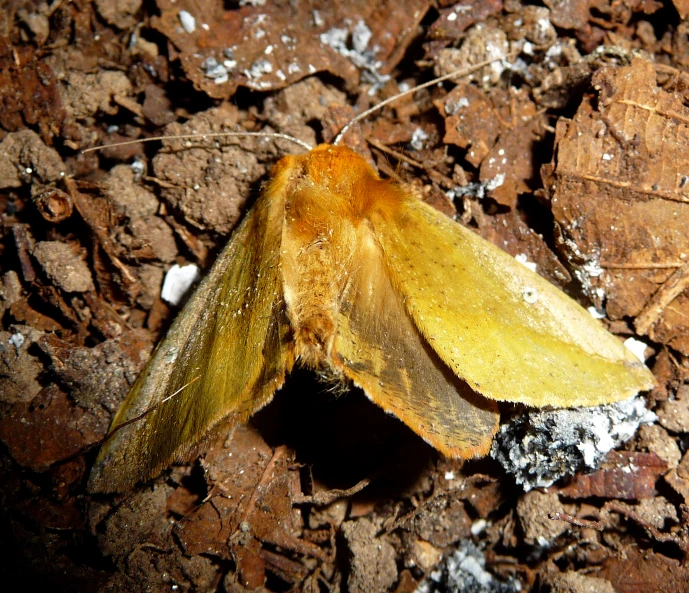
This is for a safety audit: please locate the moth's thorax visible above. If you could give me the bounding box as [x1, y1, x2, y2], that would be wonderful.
[281, 190, 359, 368]
[274, 144, 404, 368]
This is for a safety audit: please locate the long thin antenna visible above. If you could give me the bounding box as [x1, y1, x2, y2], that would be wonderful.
[333, 52, 519, 146]
[83, 54, 517, 156]
[54, 375, 203, 464]
[82, 131, 313, 154]
[101, 376, 202, 444]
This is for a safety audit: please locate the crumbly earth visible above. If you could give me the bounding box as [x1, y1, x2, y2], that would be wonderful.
[1, 2, 689, 592]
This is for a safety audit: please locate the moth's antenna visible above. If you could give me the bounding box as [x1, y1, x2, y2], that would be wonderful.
[52, 376, 203, 466]
[333, 52, 519, 146]
[100, 376, 202, 444]
[82, 131, 313, 154]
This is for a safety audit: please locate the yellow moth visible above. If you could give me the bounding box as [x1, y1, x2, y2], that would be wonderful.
[88, 102, 655, 495]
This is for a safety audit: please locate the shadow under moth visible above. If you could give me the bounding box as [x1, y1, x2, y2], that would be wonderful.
[89, 143, 655, 492]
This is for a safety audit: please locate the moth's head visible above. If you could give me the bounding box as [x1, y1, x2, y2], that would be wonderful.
[270, 143, 408, 221]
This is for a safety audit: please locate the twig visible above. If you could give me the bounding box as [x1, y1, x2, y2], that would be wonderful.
[635, 262, 689, 334]
[548, 511, 604, 530]
[604, 501, 689, 555]
[292, 477, 371, 506]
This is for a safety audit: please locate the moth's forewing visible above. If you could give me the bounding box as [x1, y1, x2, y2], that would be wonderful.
[370, 196, 656, 408]
[89, 180, 291, 492]
[334, 229, 499, 458]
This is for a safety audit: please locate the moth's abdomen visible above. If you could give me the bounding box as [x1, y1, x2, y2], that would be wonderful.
[278, 157, 360, 368]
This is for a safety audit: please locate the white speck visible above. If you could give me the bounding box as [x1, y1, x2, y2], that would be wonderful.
[319, 22, 389, 90]
[521, 287, 538, 304]
[178, 10, 196, 33]
[410, 127, 429, 151]
[201, 56, 229, 83]
[444, 471, 455, 480]
[485, 173, 505, 190]
[470, 519, 488, 536]
[515, 254, 537, 273]
[624, 337, 649, 362]
[223, 59, 237, 70]
[578, 440, 598, 467]
[308, 63, 316, 74]
[587, 306, 606, 319]
[445, 96, 469, 115]
[312, 9, 324, 27]
[24, 167, 33, 174]
[459, 555, 492, 586]
[447, 12, 457, 22]
[582, 259, 604, 278]
[130, 158, 145, 179]
[287, 61, 301, 74]
[276, 69, 286, 81]
[248, 58, 273, 78]
[264, 44, 273, 55]
[9, 333, 25, 350]
[161, 265, 200, 306]
[449, 174, 506, 201]
[352, 19, 372, 54]
[602, 153, 613, 161]
[537, 17, 551, 34]
[201, 23, 209, 31]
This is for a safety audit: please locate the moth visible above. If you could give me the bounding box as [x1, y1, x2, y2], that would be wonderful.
[87, 138, 655, 492]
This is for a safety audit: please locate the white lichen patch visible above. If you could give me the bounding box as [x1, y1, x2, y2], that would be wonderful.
[491, 396, 656, 490]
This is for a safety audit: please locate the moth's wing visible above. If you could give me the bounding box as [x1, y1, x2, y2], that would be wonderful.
[89, 190, 290, 492]
[333, 231, 499, 459]
[369, 197, 655, 408]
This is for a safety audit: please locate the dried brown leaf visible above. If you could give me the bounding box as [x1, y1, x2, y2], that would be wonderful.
[545, 59, 689, 352]
[597, 546, 689, 593]
[437, 83, 500, 167]
[558, 451, 667, 500]
[153, 0, 430, 100]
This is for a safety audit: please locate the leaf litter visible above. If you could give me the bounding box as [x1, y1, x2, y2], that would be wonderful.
[1, 1, 689, 592]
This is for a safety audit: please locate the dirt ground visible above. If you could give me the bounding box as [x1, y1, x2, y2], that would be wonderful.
[1, 1, 689, 592]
